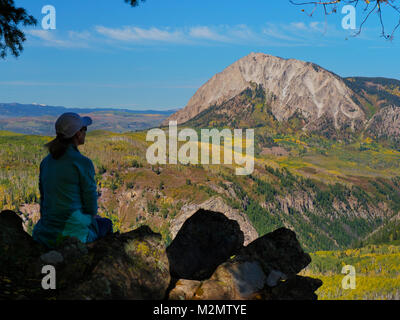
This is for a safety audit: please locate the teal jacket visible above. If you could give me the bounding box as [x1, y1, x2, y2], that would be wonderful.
[33, 144, 99, 248]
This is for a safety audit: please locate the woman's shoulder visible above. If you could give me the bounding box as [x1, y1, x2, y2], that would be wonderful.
[40, 153, 52, 167]
[68, 147, 94, 169]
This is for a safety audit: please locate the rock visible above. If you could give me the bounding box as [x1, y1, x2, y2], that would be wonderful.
[171, 196, 258, 245]
[0, 210, 43, 280]
[0, 210, 170, 300]
[40, 250, 64, 265]
[264, 276, 323, 300]
[168, 226, 320, 300]
[166, 209, 244, 280]
[169, 279, 202, 300]
[237, 227, 311, 279]
[59, 226, 171, 300]
[192, 260, 268, 300]
[266, 270, 288, 287]
[18, 203, 40, 233]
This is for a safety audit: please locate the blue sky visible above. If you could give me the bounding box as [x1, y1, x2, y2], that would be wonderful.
[1, 0, 399, 110]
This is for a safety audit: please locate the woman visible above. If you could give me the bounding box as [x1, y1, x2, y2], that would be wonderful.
[33, 112, 113, 248]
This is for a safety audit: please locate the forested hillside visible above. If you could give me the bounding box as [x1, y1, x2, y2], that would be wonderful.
[1, 125, 400, 252]
[301, 244, 400, 300]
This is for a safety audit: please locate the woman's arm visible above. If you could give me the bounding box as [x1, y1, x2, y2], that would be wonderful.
[39, 161, 44, 208]
[78, 158, 98, 216]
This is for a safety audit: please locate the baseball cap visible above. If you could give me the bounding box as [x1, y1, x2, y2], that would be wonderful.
[55, 112, 93, 138]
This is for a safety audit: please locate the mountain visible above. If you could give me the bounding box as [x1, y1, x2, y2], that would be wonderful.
[0, 103, 178, 135]
[366, 106, 400, 142]
[0, 103, 177, 118]
[343, 77, 400, 119]
[163, 52, 400, 141]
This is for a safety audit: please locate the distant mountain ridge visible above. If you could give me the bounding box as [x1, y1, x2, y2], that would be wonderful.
[0, 103, 178, 135]
[0, 103, 178, 118]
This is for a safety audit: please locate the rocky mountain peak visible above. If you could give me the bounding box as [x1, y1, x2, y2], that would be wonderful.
[164, 52, 366, 133]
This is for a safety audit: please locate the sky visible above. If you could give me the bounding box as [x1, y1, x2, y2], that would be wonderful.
[1, 0, 399, 110]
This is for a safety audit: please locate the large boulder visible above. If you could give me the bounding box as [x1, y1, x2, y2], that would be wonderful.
[0, 210, 46, 299]
[189, 259, 268, 300]
[166, 209, 244, 280]
[0, 210, 43, 279]
[170, 196, 258, 245]
[237, 227, 312, 279]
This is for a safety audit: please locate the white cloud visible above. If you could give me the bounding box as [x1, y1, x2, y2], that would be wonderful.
[25, 21, 350, 50]
[95, 26, 185, 43]
[260, 21, 352, 46]
[68, 30, 91, 40]
[290, 22, 308, 31]
[262, 24, 302, 42]
[229, 24, 257, 40]
[26, 30, 90, 48]
[95, 24, 259, 45]
[188, 26, 230, 42]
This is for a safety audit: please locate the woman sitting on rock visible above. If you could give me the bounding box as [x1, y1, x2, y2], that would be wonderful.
[33, 113, 113, 248]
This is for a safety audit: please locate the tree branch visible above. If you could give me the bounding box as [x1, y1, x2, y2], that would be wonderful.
[0, 0, 37, 59]
[290, 0, 400, 39]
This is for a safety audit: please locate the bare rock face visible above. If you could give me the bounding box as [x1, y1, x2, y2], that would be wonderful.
[366, 105, 400, 141]
[164, 52, 365, 133]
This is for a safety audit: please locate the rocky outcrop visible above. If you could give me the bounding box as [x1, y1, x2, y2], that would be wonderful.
[170, 196, 258, 246]
[163, 52, 365, 134]
[0, 209, 322, 300]
[169, 227, 321, 300]
[167, 210, 321, 300]
[366, 105, 400, 141]
[0, 210, 170, 300]
[17, 203, 40, 233]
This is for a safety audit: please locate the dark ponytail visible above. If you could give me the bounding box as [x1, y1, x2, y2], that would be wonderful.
[45, 134, 75, 160]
